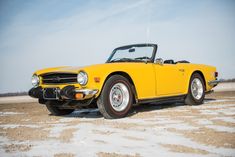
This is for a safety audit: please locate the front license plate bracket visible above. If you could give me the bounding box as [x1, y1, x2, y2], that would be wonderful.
[43, 88, 59, 100]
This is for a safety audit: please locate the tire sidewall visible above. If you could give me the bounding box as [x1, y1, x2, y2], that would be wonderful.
[102, 75, 133, 118]
[188, 73, 205, 104]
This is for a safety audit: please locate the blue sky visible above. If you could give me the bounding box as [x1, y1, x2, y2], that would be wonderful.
[0, 0, 235, 93]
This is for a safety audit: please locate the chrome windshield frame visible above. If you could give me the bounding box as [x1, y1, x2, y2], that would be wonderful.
[106, 43, 158, 63]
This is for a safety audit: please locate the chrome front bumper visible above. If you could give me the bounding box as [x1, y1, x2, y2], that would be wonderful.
[208, 80, 220, 87]
[29, 86, 98, 100]
[74, 89, 99, 99]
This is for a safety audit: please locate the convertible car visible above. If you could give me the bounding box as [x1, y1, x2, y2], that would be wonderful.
[29, 43, 219, 119]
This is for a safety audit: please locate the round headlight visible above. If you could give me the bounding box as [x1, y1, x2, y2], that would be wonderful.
[32, 75, 40, 87]
[77, 71, 88, 85]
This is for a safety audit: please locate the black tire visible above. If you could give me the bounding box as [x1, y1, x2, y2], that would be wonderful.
[185, 73, 205, 105]
[46, 101, 74, 116]
[97, 75, 133, 119]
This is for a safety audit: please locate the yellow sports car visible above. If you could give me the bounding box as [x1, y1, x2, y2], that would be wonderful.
[29, 43, 219, 119]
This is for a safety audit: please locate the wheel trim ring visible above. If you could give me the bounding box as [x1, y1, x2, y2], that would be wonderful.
[191, 78, 203, 100]
[109, 82, 130, 112]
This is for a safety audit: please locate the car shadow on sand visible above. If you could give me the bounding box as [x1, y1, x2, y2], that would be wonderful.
[63, 109, 103, 118]
[56, 98, 217, 119]
[129, 98, 216, 117]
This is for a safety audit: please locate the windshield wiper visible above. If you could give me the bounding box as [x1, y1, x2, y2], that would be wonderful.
[110, 58, 136, 63]
[134, 56, 151, 63]
[134, 56, 151, 60]
[109, 57, 151, 63]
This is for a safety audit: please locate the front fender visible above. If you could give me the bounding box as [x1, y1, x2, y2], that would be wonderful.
[82, 63, 156, 100]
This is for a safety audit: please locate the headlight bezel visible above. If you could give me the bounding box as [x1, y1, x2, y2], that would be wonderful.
[77, 71, 88, 86]
[31, 74, 40, 87]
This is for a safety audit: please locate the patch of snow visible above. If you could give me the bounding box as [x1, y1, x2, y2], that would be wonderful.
[154, 118, 183, 125]
[59, 118, 75, 123]
[204, 104, 235, 109]
[204, 99, 231, 104]
[206, 125, 235, 133]
[196, 119, 214, 125]
[212, 117, 235, 123]
[0, 124, 40, 129]
[1, 120, 235, 157]
[1, 93, 235, 157]
[48, 124, 68, 138]
[199, 110, 219, 115]
[213, 82, 235, 92]
[217, 108, 235, 116]
[224, 97, 235, 99]
[0, 112, 23, 116]
[0, 96, 37, 104]
[165, 123, 199, 131]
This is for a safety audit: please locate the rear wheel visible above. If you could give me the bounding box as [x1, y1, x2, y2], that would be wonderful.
[185, 73, 205, 105]
[97, 75, 133, 119]
[46, 101, 74, 116]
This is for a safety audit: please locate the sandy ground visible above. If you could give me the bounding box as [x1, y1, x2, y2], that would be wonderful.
[213, 82, 235, 92]
[0, 83, 235, 157]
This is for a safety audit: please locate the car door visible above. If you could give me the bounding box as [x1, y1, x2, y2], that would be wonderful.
[154, 61, 186, 97]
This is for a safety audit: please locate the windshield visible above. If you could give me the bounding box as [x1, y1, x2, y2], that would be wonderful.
[107, 44, 157, 63]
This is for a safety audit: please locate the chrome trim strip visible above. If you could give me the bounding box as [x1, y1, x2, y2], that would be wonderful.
[43, 77, 77, 81]
[74, 89, 98, 96]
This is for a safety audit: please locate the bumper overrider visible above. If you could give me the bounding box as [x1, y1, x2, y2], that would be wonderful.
[28, 85, 98, 105]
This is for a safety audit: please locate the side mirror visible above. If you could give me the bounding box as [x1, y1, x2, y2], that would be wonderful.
[155, 58, 164, 65]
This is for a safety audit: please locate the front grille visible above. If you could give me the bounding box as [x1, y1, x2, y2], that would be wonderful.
[41, 73, 77, 84]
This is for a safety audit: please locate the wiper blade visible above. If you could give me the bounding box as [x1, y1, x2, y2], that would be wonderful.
[134, 56, 151, 60]
[109, 57, 150, 63]
[110, 58, 135, 63]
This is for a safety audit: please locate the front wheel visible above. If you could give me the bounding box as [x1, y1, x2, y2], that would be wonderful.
[185, 73, 205, 105]
[46, 101, 74, 116]
[97, 75, 133, 119]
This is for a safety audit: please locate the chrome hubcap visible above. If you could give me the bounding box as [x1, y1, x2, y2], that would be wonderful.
[109, 83, 129, 112]
[191, 78, 203, 100]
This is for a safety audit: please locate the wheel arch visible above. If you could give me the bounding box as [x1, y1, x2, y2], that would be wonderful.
[101, 71, 138, 104]
[189, 70, 206, 91]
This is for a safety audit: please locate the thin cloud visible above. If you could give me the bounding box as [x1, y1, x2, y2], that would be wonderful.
[0, 0, 235, 93]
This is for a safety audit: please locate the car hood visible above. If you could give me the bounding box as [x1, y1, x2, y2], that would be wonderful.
[35, 66, 84, 75]
[35, 63, 114, 75]
[35, 62, 150, 76]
